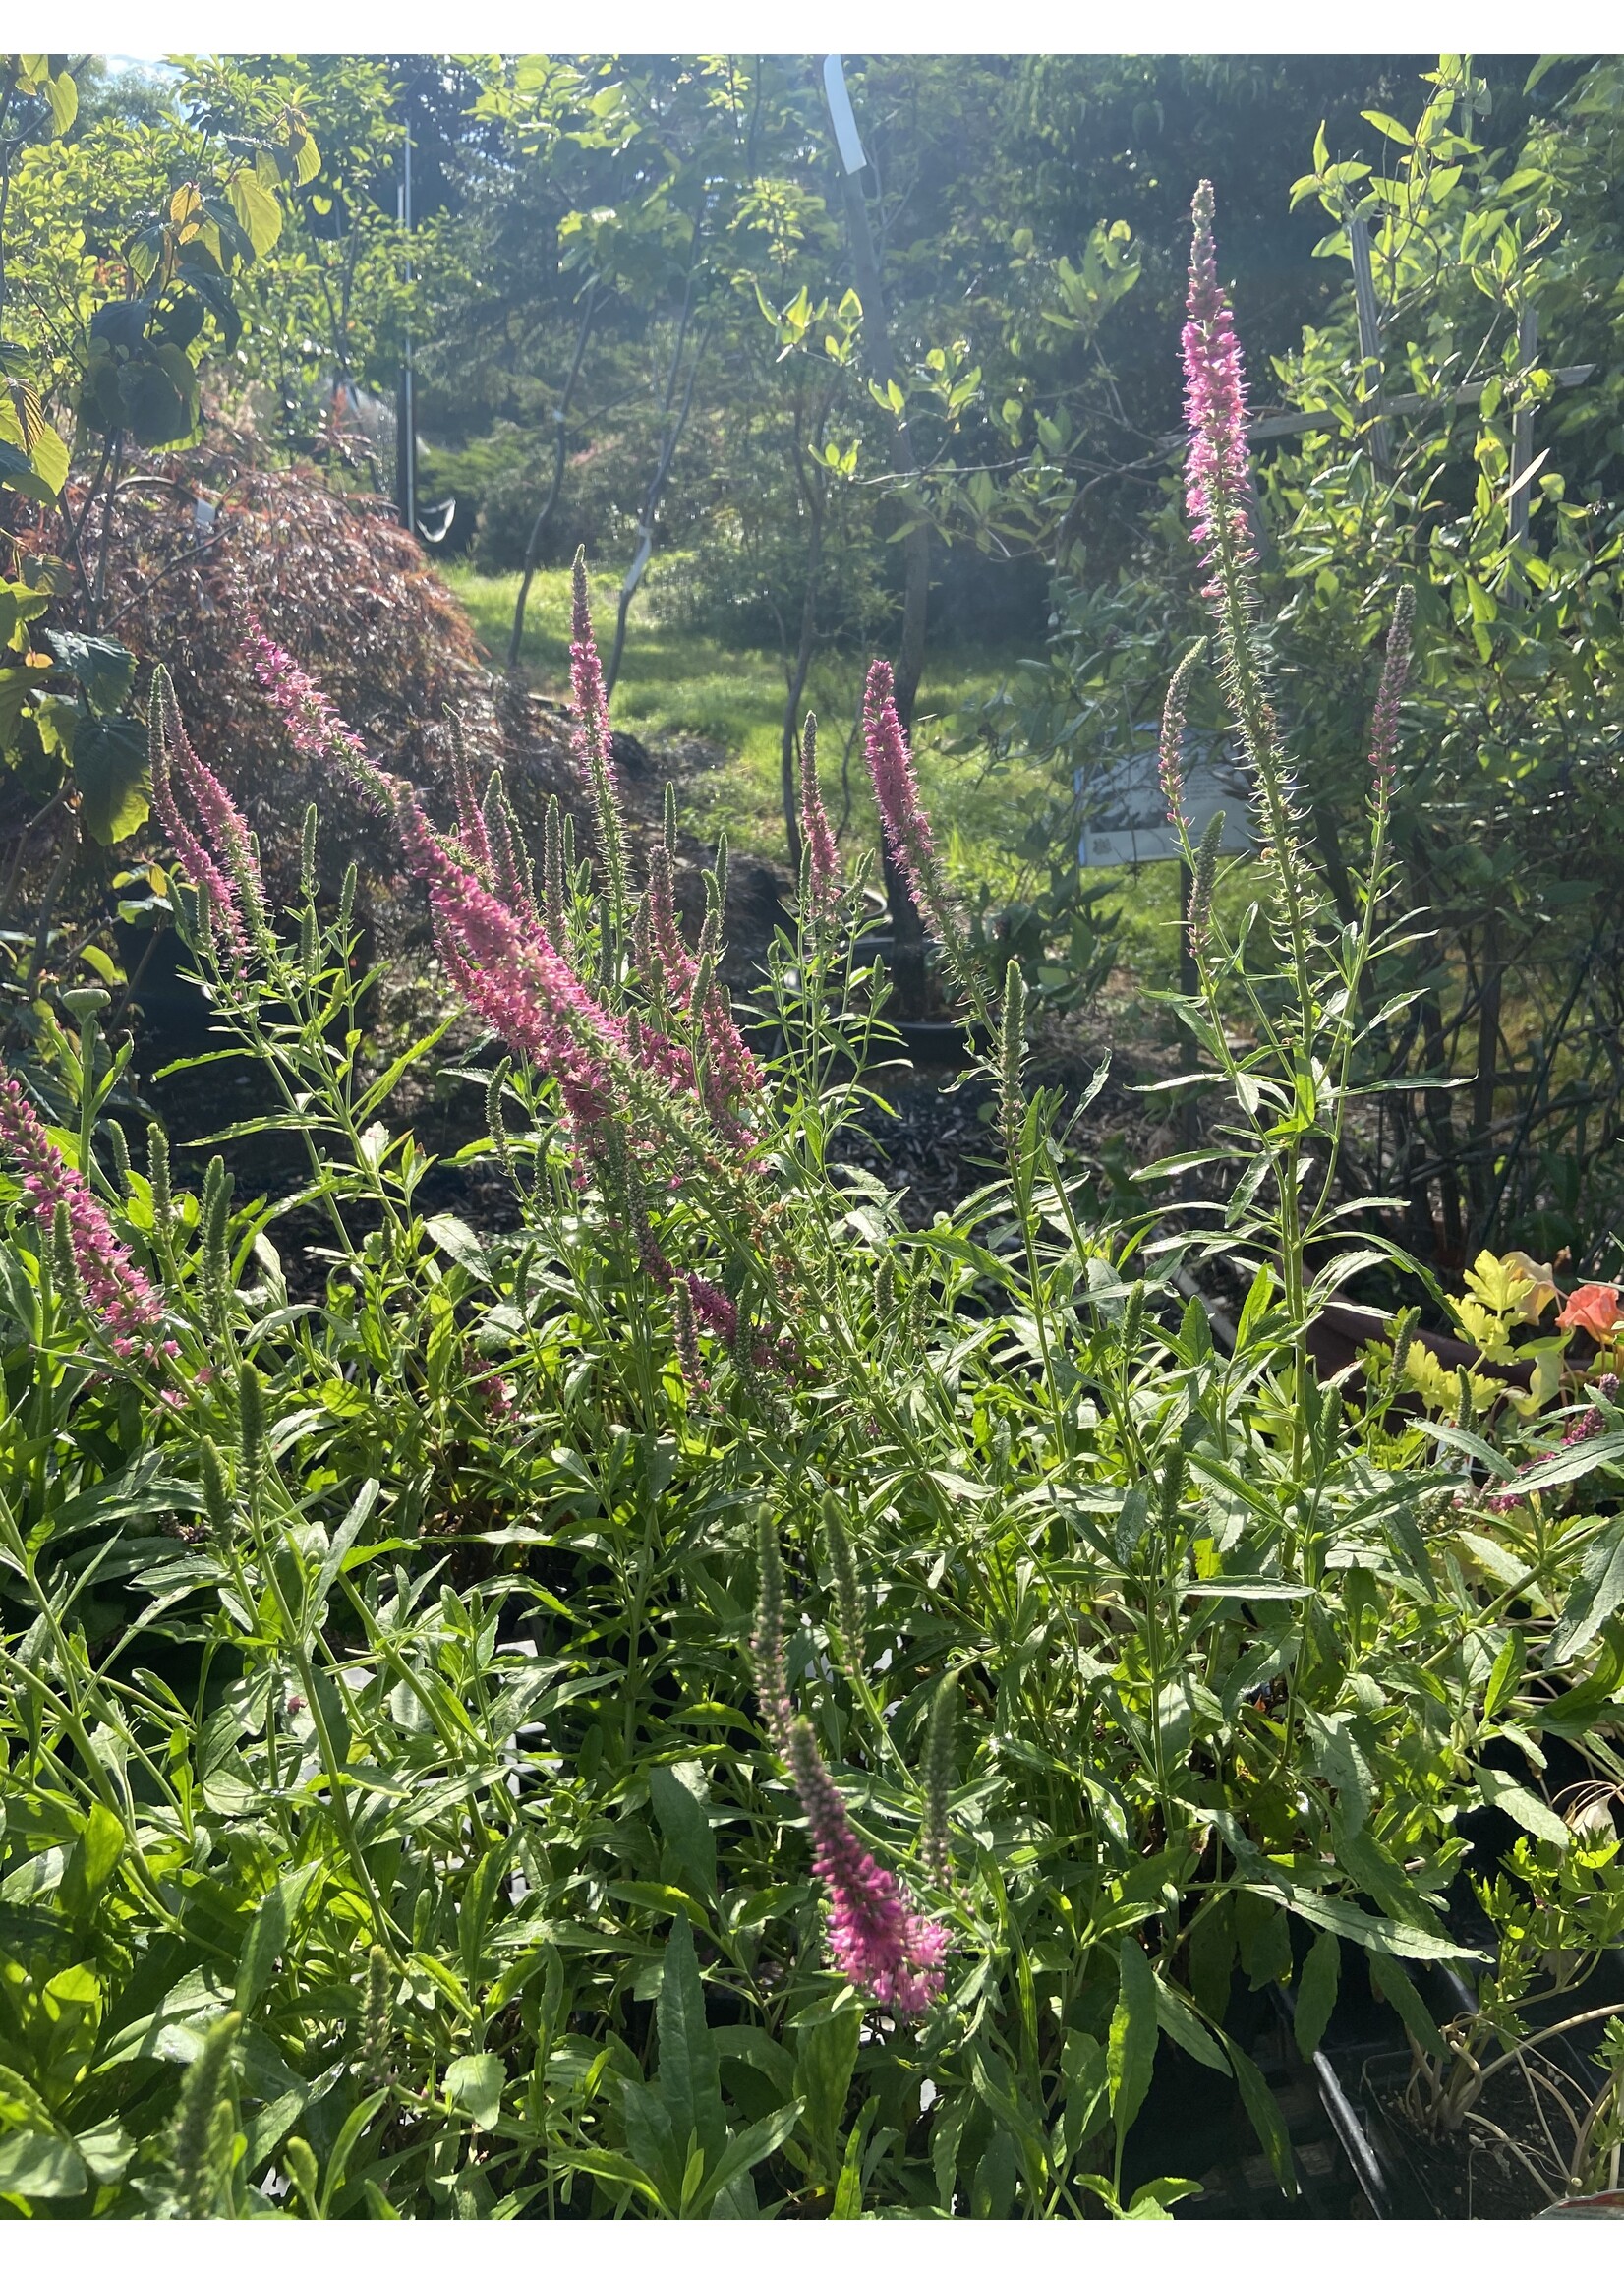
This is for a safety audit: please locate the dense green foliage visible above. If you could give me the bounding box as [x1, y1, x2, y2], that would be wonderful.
[3, 52, 1624, 2224]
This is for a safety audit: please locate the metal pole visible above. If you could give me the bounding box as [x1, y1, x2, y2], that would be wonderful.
[1347, 211, 1391, 476]
[1509, 300, 1537, 548]
[396, 116, 417, 537]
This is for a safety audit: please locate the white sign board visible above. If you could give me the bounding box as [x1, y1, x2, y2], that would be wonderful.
[1076, 733, 1253, 869]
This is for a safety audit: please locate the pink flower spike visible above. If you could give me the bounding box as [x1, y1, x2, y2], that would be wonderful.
[244, 616, 393, 814]
[785, 1719, 950, 2017]
[0, 1066, 169, 1366]
[396, 786, 664, 1137]
[1181, 179, 1256, 601]
[799, 711, 840, 904]
[450, 729, 492, 874]
[149, 709, 248, 970]
[1366, 586, 1417, 793]
[569, 554, 630, 912]
[150, 669, 265, 949]
[862, 661, 944, 940]
[685, 1272, 738, 1344]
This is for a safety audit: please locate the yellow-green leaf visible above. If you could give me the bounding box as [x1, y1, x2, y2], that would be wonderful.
[226, 169, 283, 258]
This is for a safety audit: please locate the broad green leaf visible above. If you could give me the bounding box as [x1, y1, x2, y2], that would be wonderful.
[1305, 1711, 1374, 1837]
[1150, 1977, 1229, 2074]
[1549, 1516, 1624, 1665]
[0, 2130, 87, 2198]
[1126, 2175, 1204, 2216]
[650, 1760, 718, 1904]
[657, 1916, 726, 2168]
[1228, 2039, 1296, 2195]
[1367, 1951, 1447, 2060]
[1108, 1936, 1158, 2151]
[1293, 1932, 1341, 2059]
[68, 709, 149, 844]
[60, 1801, 124, 1912]
[1483, 1630, 1525, 1721]
[831, 2117, 865, 2216]
[1331, 1817, 1442, 1934]
[29, 421, 68, 496]
[792, 1998, 861, 2166]
[226, 168, 283, 256]
[696, 2099, 804, 2215]
[235, 1865, 317, 2014]
[1256, 1885, 1477, 1961]
[72, 2119, 134, 2184]
[445, 2051, 504, 2131]
[423, 1212, 490, 1280]
[1474, 1767, 1569, 1848]
[0, 435, 57, 504]
[42, 629, 136, 714]
[318, 2086, 388, 2215]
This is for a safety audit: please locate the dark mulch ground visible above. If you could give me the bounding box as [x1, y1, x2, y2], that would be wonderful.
[124, 704, 1199, 1296]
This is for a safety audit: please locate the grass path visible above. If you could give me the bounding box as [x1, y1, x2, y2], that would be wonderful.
[444, 561, 1194, 994]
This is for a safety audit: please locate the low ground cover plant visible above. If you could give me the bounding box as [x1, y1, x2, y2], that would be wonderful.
[2, 185, 1623, 2224]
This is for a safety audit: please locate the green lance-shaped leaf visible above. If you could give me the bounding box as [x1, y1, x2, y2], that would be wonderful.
[655, 1916, 727, 2172]
[1293, 1931, 1341, 2059]
[1108, 1937, 1158, 2170]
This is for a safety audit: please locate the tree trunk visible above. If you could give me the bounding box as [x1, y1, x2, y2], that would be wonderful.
[1469, 897, 1503, 1245]
[605, 217, 709, 698]
[507, 283, 599, 674]
[781, 502, 823, 877]
[1421, 989, 1465, 1267]
[825, 72, 929, 1016]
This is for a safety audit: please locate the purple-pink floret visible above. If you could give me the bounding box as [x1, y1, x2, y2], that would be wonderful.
[244, 617, 389, 813]
[1366, 587, 1416, 793]
[149, 671, 264, 968]
[0, 1069, 172, 1365]
[397, 787, 642, 1134]
[799, 717, 840, 903]
[786, 1718, 950, 2018]
[1181, 180, 1255, 598]
[862, 661, 943, 941]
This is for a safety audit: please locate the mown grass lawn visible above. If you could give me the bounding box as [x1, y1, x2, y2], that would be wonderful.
[446, 562, 1206, 998]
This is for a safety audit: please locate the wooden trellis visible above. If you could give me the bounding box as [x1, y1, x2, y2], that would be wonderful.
[1234, 218, 1595, 545]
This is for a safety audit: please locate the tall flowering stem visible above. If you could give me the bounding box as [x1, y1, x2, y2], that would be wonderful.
[447, 715, 493, 875]
[148, 667, 266, 969]
[1157, 641, 1204, 833]
[751, 1510, 792, 1750]
[397, 786, 643, 1136]
[1182, 181, 1316, 995]
[482, 769, 541, 930]
[798, 711, 840, 907]
[785, 1718, 949, 2017]
[244, 617, 392, 815]
[0, 1065, 172, 1364]
[862, 662, 990, 1027]
[1365, 583, 1416, 805]
[148, 698, 247, 972]
[569, 554, 630, 932]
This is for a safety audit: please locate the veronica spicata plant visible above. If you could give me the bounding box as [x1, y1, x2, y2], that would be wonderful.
[2, 183, 1623, 2228]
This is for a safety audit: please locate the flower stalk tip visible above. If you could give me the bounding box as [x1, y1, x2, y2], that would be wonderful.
[785, 1717, 950, 2017]
[0, 1065, 172, 1365]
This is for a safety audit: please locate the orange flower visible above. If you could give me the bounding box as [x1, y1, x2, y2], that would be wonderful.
[1557, 1283, 1624, 1342]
